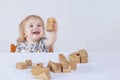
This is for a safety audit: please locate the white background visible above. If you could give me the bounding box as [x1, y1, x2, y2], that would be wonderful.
[0, 0, 120, 53]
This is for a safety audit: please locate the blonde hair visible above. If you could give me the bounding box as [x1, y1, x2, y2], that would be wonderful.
[16, 15, 45, 43]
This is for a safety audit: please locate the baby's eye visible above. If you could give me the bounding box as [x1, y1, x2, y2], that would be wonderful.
[37, 24, 41, 27]
[30, 24, 33, 27]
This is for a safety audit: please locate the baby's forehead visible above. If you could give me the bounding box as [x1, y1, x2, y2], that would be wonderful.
[28, 17, 41, 21]
[26, 17, 42, 24]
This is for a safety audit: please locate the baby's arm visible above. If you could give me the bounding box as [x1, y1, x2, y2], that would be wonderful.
[45, 23, 58, 49]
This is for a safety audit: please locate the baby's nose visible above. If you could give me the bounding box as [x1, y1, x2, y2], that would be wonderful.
[33, 27, 39, 30]
[34, 26, 39, 28]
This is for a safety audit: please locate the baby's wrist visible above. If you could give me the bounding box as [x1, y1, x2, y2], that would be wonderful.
[50, 31, 57, 34]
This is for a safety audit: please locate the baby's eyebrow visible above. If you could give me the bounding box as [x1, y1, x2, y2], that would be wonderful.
[37, 22, 42, 25]
[29, 23, 33, 25]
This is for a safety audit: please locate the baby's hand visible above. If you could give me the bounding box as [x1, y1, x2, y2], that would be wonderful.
[53, 23, 58, 32]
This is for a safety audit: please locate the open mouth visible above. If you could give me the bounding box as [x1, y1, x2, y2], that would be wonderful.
[32, 31, 40, 35]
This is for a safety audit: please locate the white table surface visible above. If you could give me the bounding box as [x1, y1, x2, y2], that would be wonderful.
[0, 52, 120, 80]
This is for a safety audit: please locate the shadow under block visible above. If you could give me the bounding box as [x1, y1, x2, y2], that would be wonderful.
[16, 62, 28, 69]
[46, 18, 56, 32]
[47, 60, 61, 73]
[59, 54, 71, 72]
[31, 67, 50, 80]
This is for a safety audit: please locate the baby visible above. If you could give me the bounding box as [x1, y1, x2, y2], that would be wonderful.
[16, 15, 58, 53]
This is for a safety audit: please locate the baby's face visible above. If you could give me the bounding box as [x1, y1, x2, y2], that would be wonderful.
[24, 18, 44, 42]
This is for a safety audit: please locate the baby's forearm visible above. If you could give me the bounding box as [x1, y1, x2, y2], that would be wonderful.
[46, 32, 57, 49]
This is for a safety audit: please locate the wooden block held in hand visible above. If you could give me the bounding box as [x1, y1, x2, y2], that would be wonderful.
[46, 17, 56, 32]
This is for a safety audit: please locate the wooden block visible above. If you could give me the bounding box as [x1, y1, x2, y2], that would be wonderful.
[34, 70, 50, 80]
[69, 61, 77, 70]
[59, 54, 71, 72]
[32, 67, 50, 80]
[16, 62, 27, 69]
[31, 66, 42, 76]
[25, 60, 32, 66]
[81, 56, 88, 63]
[11, 44, 16, 52]
[46, 17, 56, 32]
[55, 63, 62, 72]
[35, 63, 43, 67]
[79, 49, 88, 57]
[69, 52, 81, 63]
[31, 66, 49, 76]
[47, 60, 61, 73]
[78, 49, 88, 63]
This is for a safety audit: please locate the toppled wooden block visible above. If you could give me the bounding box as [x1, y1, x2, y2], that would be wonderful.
[16, 62, 27, 69]
[59, 54, 71, 72]
[31, 66, 42, 76]
[69, 52, 81, 63]
[31, 67, 50, 80]
[47, 60, 61, 73]
[70, 49, 88, 63]
[78, 49, 88, 63]
[35, 73, 50, 80]
[46, 17, 56, 32]
[25, 60, 32, 66]
[79, 49, 88, 57]
[31, 66, 49, 76]
[69, 61, 77, 70]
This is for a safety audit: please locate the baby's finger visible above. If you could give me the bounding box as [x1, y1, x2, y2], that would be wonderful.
[53, 23, 58, 32]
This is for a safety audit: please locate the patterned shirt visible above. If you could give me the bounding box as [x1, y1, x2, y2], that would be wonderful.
[16, 38, 48, 53]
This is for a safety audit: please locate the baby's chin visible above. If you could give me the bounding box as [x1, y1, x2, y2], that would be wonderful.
[32, 36, 42, 42]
